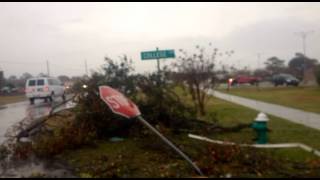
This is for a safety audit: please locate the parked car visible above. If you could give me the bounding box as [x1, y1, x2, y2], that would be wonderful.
[272, 73, 299, 87]
[1, 86, 12, 94]
[231, 75, 261, 86]
[25, 77, 66, 104]
[10, 87, 18, 93]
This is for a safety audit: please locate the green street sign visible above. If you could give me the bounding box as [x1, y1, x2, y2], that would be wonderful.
[141, 49, 175, 60]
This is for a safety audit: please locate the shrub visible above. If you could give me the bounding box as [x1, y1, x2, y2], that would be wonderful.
[315, 65, 320, 85]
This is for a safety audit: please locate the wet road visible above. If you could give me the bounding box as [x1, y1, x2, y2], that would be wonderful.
[0, 95, 76, 178]
[0, 95, 74, 144]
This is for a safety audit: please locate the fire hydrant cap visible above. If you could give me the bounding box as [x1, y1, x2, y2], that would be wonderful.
[255, 112, 269, 122]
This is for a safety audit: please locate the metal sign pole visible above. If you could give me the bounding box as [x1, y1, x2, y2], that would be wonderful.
[136, 115, 204, 176]
[156, 47, 160, 73]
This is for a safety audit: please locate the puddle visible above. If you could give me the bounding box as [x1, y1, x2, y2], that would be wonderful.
[0, 154, 76, 178]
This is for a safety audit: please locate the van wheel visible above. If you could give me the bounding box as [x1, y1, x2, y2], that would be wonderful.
[29, 98, 34, 105]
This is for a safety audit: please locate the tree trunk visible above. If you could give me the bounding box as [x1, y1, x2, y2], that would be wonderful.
[195, 84, 206, 116]
[199, 98, 206, 116]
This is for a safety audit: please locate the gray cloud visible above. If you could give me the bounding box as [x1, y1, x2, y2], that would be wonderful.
[0, 2, 320, 77]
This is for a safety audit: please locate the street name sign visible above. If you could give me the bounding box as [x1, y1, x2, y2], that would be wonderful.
[141, 49, 175, 60]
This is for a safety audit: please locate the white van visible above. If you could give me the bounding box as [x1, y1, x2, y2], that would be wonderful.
[25, 77, 66, 104]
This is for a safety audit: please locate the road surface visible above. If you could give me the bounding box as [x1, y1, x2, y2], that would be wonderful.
[0, 95, 74, 144]
[209, 90, 320, 131]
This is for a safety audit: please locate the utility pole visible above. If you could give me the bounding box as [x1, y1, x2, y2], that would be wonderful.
[295, 31, 314, 56]
[156, 47, 160, 73]
[85, 59, 88, 76]
[295, 30, 315, 84]
[46, 60, 50, 77]
[256, 52, 265, 70]
[257, 53, 261, 69]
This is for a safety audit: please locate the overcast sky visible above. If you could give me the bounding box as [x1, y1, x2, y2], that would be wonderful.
[1, 2, 320, 77]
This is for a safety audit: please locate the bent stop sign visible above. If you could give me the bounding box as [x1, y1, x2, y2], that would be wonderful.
[99, 86, 141, 119]
[98, 85, 203, 176]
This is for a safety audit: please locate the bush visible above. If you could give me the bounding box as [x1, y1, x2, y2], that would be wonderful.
[31, 113, 96, 157]
[73, 56, 206, 140]
[315, 65, 320, 85]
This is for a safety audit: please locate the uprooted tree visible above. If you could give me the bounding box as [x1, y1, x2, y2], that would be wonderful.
[72, 55, 212, 139]
[172, 45, 234, 116]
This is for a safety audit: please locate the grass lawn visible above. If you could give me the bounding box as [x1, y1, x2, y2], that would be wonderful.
[53, 87, 320, 178]
[0, 95, 26, 106]
[177, 86, 320, 150]
[218, 86, 320, 113]
[205, 95, 320, 161]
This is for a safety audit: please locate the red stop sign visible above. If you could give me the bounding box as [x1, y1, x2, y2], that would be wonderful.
[99, 86, 141, 119]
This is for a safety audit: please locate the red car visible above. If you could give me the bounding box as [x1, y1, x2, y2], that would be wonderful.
[231, 75, 261, 86]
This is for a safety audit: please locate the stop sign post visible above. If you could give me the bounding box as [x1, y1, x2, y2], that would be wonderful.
[99, 86, 203, 176]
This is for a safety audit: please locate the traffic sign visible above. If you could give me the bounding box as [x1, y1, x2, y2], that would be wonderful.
[141, 49, 175, 60]
[98, 85, 203, 176]
[99, 86, 141, 119]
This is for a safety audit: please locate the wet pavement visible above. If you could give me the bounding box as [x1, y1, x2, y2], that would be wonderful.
[0, 95, 76, 178]
[0, 156, 76, 178]
[0, 101, 29, 144]
[0, 96, 74, 144]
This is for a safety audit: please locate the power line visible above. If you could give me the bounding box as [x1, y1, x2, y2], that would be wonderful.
[47, 60, 50, 76]
[50, 63, 85, 71]
[0, 60, 43, 65]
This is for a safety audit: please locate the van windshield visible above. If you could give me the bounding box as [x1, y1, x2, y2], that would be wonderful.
[28, 80, 36, 86]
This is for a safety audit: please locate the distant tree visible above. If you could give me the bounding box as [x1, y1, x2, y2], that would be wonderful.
[5, 75, 22, 88]
[8, 75, 17, 81]
[20, 72, 33, 80]
[71, 76, 82, 82]
[58, 75, 70, 83]
[253, 69, 270, 80]
[0, 71, 4, 89]
[264, 56, 286, 75]
[173, 44, 233, 115]
[236, 66, 252, 76]
[38, 73, 48, 77]
[288, 53, 318, 80]
[315, 64, 320, 86]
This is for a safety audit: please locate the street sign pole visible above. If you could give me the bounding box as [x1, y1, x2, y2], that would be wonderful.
[156, 47, 160, 73]
[136, 116, 204, 176]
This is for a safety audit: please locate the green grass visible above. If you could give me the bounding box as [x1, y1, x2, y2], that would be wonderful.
[0, 95, 26, 106]
[205, 95, 320, 160]
[176, 86, 320, 159]
[218, 86, 320, 113]
[60, 138, 201, 178]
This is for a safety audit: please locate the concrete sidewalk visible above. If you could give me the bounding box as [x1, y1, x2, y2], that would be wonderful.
[209, 90, 320, 131]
